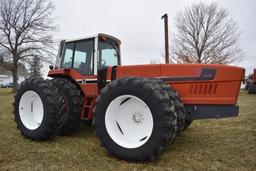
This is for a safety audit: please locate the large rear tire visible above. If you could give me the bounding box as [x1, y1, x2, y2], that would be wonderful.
[13, 77, 61, 140]
[94, 77, 177, 162]
[51, 78, 82, 135]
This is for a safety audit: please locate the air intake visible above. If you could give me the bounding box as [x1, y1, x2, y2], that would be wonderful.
[189, 83, 217, 96]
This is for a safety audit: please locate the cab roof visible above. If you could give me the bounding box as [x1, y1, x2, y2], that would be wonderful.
[65, 33, 121, 45]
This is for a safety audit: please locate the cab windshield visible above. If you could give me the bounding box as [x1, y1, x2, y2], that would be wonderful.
[98, 38, 120, 68]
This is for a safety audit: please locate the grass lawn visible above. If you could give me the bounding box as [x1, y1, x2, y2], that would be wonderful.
[0, 88, 255, 171]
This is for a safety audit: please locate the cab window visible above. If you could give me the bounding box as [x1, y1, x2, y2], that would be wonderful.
[61, 39, 94, 75]
[62, 43, 74, 68]
[98, 39, 120, 68]
[73, 40, 94, 75]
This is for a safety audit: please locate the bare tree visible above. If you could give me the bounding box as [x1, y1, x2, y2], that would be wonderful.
[0, 0, 55, 92]
[170, 2, 242, 64]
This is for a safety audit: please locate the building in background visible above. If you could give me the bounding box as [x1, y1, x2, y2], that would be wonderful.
[0, 63, 28, 86]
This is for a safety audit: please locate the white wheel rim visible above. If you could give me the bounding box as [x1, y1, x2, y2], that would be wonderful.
[19, 91, 44, 130]
[105, 95, 153, 149]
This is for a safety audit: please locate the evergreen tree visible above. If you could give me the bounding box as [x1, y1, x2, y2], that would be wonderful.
[29, 56, 42, 77]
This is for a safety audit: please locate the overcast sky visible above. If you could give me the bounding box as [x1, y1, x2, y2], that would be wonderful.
[52, 0, 255, 74]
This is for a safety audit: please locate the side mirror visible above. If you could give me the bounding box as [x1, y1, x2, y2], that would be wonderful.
[49, 65, 54, 70]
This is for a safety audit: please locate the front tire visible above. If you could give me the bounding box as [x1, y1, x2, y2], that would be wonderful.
[14, 77, 60, 140]
[94, 77, 177, 162]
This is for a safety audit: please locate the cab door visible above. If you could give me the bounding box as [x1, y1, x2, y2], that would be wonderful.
[62, 38, 95, 76]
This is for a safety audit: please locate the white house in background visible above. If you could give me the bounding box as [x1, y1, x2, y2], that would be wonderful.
[0, 63, 28, 86]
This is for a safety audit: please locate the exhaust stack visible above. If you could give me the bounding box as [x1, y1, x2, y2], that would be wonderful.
[161, 14, 169, 64]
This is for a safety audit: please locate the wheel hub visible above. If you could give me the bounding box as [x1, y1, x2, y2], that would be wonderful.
[132, 112, 144, 124]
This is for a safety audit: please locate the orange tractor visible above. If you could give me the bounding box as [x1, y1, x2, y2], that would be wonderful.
[14, 33, 245, 162]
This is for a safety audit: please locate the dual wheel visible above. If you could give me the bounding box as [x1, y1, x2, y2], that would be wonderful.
[14, 77, 81, 140]
[94, 77, 187, 162]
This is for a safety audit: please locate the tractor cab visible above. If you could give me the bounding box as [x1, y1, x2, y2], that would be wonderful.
[48, 33, 121, 98]
[49, 33, 121, 95]
[52, 33, 121, 76]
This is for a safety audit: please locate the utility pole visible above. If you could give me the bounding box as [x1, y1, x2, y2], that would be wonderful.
[161, 14, 169, 64]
